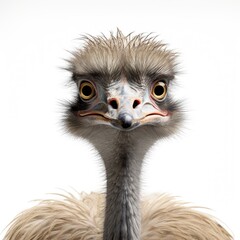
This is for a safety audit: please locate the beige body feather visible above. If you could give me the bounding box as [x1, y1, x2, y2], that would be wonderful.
[4, 192, 232, 240]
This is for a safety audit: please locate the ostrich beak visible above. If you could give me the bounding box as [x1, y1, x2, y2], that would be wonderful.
[108, 95, 141, 129]
[107, 96, 169, 130]
[105, 81, 170, 130]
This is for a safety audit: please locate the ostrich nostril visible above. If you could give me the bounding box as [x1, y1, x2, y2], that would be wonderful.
[133, 99, 141, 109]
[109, 99, 118, 109]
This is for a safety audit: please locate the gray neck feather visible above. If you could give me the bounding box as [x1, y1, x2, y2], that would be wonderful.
[103, 147, 142, 240]
[87, 128, 157, 240]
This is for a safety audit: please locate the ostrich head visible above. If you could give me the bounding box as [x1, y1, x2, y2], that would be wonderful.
[65, 30, 182, 240]
[65, 31, 182, 149]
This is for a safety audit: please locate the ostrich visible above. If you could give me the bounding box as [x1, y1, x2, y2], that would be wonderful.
[4, 30, 232, 240]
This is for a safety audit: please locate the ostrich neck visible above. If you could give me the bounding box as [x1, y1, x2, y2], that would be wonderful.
[89, 128, 155, 240]
[92, 131, 146, 240]
[103, 147, 142, 240]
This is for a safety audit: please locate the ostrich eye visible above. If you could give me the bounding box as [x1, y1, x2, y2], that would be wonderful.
[151, 81, 167, 100]
[79, 81, 96, 100]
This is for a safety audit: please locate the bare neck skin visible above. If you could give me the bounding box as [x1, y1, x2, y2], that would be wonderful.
[90, 129, 155, 240]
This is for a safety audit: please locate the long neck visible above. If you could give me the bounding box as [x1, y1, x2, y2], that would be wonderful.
[103, 147, 142, 240]
[89, 129, 155, 240]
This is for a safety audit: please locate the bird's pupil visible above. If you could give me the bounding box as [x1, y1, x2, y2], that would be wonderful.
[154, 85, 164, 96]
[82, 85, 92, 96]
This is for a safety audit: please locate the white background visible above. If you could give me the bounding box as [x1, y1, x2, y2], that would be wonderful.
[0, 0, 239, 238]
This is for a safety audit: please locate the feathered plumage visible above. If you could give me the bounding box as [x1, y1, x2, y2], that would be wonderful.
[3, 30, 233, 240]
[69, 30, 177, 79]
[4, 192, 232, 240]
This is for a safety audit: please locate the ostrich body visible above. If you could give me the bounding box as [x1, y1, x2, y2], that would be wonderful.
[4, 31, 232, 240]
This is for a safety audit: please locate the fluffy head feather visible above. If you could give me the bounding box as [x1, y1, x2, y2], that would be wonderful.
[69, 30, 178, 81]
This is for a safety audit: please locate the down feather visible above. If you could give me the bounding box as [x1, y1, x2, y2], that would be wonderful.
[4, 192, 232, 240]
